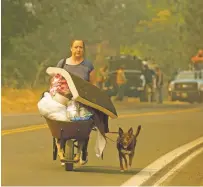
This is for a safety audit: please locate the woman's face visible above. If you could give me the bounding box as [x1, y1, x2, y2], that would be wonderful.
[71, 40, 84, 58]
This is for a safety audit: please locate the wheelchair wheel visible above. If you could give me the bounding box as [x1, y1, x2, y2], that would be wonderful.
[65, 162, 74, 171]
[64, 140, 74, 171]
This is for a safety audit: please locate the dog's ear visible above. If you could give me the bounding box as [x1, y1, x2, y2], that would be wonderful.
[128, 127, 133, 136]
[118, 128, 124, 136]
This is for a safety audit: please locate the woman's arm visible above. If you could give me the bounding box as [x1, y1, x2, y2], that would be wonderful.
[89, 69, 97, 86]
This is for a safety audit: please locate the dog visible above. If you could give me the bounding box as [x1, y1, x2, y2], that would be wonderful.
[117, 125, 141, 172]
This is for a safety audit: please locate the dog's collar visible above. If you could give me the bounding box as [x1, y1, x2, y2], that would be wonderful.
[121, 149, 132, 154]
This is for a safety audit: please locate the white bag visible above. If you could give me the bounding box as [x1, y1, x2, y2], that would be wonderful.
[37, 92, 70, 122]
[94, 127, 107, 158]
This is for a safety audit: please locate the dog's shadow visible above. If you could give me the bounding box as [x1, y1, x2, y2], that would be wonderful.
[74, 165, 141, 175]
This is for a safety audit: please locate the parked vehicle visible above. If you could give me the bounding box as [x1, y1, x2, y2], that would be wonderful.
[168, 70, 203, 103]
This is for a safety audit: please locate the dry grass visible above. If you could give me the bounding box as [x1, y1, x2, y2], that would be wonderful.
[1, 88, 45, 114]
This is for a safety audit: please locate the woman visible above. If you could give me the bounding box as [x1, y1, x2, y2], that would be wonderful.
[57, 40, 96, 84]
[56, 40, 109, 165]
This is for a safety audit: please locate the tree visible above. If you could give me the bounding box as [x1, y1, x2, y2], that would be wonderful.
[2, 0, 203, 87]
[2, 0, 39, 57]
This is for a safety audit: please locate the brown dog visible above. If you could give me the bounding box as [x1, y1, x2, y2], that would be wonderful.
[117, 125, 141, 172]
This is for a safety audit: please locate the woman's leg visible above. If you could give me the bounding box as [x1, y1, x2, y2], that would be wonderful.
[73, 139, 89, 165]
[73, 140, 85, 162]
[81, 137, 89, 164]
[103, 114, 109, 133]
[78, 110, 109, 165]
[55, 138, 65, 165]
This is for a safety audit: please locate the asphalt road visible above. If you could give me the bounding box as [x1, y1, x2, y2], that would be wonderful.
[2, 103, 203, 186]
[162, 151, 203, 186]
[1, 101, 200, 130]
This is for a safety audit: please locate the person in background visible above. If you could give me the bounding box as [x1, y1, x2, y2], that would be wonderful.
[103, 76, 114, 98]
[191, 49, 203, 78]
[115, 66, 127, 101]
[191, 49, 203, 70]
[155, 67, 164, 104]
[142, 64, 156, 102]
[96, 65, 108, 90]
[139, 73, 146, 102]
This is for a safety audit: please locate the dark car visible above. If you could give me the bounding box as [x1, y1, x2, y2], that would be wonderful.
[104, 55, 145, 100]
[107, 55, 143, 71]
[106, 56, 147, 100]
[104, 70, 144, 99]
[168, 70, 203, 103]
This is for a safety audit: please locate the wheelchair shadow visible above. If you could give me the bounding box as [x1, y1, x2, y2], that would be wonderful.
[74, 165, 142, 175]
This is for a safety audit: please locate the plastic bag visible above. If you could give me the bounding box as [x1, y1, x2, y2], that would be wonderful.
[38, 92, 70, 122]
[66, 100, 93, 121]
[79, 106, 93, 120]
[66, 100, 80, 121]
[94, 127, 107, 158]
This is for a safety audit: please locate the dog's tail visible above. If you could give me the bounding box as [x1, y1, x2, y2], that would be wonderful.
[135, 125, 141, 138]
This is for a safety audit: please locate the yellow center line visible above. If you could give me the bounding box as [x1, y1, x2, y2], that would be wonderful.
[1, 108, 201, 136]
[118, 108, 200, 118]
[2, 124, 48, 136]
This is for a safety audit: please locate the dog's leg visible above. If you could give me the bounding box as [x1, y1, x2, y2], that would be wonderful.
[129, 152, 134, 167]
[119, 152, 124, 172]
[123, 154, 128, 171]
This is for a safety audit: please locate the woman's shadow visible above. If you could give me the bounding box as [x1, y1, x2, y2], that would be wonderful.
[74, 165, 142, 175]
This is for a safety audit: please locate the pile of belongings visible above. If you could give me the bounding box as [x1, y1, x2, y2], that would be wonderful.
[38, 73, 93, 122]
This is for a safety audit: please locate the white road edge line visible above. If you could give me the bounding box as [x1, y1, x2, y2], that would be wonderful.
[121, 136, 203, 186]
[153, 146, 203, 186]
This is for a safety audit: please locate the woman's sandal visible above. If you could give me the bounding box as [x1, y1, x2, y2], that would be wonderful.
[80, 152, 88, 165]
[73, 153, 81, 163]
